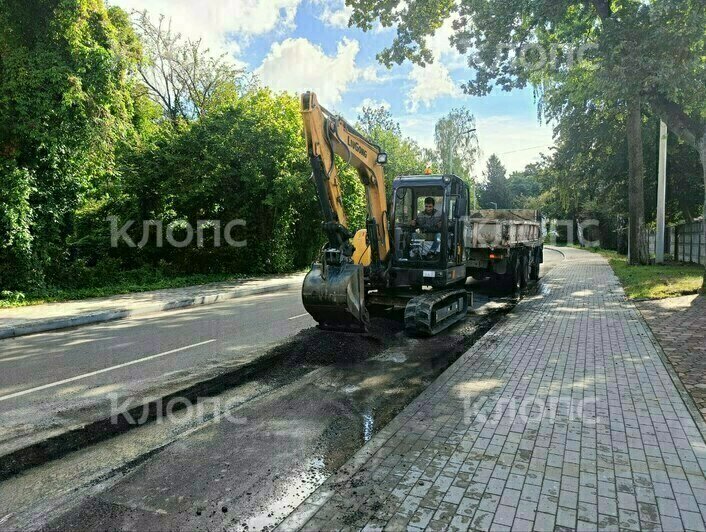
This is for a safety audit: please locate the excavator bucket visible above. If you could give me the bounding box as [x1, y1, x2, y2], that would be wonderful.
[302, 263, 369, 332]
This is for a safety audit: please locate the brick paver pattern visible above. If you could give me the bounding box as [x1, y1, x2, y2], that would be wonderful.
[279, 249, 706, 531]
[638, 295, 706, 421]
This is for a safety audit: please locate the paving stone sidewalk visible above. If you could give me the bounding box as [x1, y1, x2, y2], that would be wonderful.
[279, 248, 706, 531]
[637, 295, 706, 422]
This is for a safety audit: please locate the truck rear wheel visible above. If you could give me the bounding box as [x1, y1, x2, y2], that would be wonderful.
[530, 261, 540, 281]
[520, 255, 530, 288]
[505, 257, 521, 292]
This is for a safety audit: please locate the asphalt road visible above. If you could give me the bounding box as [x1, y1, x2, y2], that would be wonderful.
[0, 248, 565, 530]
[0, 289, 315, 410]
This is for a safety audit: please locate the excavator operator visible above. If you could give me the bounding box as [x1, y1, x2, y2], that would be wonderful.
[412, 197, 443, 232]
[411, 197, 442, 255]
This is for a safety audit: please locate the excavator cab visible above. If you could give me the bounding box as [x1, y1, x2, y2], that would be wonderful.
[389, 175, 471, 288]
[392, 186, 445, 263]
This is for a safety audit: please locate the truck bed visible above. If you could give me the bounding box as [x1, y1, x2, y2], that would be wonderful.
[464, 209, 543, 249]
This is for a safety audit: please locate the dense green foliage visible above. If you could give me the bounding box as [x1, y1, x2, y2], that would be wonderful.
[0, 1, 366, 298]
[0, 0, 143, 290]
[105, 89, 326, 275]
[0, 1, 429, 301]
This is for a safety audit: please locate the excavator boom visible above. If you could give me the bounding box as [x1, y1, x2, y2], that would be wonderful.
[300, 92, 390, 331]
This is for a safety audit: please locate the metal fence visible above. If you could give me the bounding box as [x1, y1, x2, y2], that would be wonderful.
[648, 221, 705, 265]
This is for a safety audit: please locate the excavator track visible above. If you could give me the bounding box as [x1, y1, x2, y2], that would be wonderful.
[404, 288, 469, 337]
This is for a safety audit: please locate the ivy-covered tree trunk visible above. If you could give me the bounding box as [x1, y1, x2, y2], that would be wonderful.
[699, 133, 706, 291]
[626, 98, 649, 265]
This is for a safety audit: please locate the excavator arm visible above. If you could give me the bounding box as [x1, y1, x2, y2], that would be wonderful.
[301, 91, 390, 266]
[300, 91, 391, 331]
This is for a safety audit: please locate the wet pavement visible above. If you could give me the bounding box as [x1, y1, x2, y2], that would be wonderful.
[33, 314, 494, 531]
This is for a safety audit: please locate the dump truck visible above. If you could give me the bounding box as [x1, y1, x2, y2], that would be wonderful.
[463, 209, 544, 290]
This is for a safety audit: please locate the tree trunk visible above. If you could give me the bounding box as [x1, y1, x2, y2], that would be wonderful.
[626, 98, 649, 265]
[699, 133, 706, 292]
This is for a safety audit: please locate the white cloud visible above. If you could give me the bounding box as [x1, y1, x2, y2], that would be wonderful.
[406, 62, 461, 112]
[255, 37, 362, 104]
[360, 65, 390, 83]
[355, 98, 391, 113]
[317, 0, 353, 28]
[109, 0, 302, 60]
[405, 15, 467, 111]
[426, 17, 466, 70]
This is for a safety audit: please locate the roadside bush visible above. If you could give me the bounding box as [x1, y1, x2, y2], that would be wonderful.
[67, 89, 369, 280]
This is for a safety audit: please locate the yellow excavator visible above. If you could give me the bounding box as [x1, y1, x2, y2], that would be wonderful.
[300, 92, 472, 336]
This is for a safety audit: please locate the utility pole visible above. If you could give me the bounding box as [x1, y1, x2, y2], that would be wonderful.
[656, 121, 668, 263]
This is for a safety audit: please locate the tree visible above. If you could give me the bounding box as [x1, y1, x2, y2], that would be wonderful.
[348, 0, 706, 278]
[0, 0, 143, 290]
[507, 165, 542, 208]
[626, 99, 649, 262]
[357, 105, 400, 137]
[355, 105, 427, 196]
[434, 107, 479, 179]
[132, 11, 247, 121]
[479, 155, 511, 209]
[108, 89, 333, 274]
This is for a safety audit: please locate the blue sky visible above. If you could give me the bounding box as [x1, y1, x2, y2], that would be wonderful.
[112, 0, 555, 173]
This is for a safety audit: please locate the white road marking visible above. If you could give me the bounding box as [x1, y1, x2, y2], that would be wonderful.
[0, 339, 216, 402]
[288, 313, 310, 320]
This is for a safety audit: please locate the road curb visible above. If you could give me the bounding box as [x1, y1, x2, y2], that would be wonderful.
[0, 278, 303, 340]
[545, 245, 566, 258]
